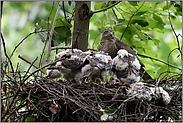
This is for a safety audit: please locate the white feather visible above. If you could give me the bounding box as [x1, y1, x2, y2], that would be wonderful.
[131, 57, 141, 70]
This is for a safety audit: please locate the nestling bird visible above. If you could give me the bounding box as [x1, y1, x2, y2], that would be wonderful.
[46, 49, 91, 84]
[81, 51, 113, 83]
[98, 29, 152, 81]
[127, 82, 171, 104]
[112, 49, 141, 85]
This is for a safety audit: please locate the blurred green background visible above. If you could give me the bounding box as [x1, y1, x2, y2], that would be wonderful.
[1, 1, 182, 79]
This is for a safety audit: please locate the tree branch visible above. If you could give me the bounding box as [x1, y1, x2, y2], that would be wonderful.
[46, 1, 62, 64]
[9, 30, 46, 59]
[92, 1, 121, 14]
[120, 1, 145, 40]
[38, 1, 55, 70]
[1, 33, 14, 74]
[18, 55, 45, 74]
[166, 2, 182, 59]
[137, 53, 182, 70]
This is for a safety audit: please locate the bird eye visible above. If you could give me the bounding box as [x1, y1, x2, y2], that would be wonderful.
[104, 31, 109, 34]
[113, 32, 115, 35]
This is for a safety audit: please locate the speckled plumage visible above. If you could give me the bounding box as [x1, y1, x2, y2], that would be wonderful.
[81, 51, 113, 83]
[113, 49, 141, 85]
[46, 49, 91, 84]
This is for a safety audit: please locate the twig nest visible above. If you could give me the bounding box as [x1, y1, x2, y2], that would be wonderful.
[112, 49, 141, 85]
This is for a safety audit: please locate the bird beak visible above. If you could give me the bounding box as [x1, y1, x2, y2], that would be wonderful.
[110, 32, 113, 36]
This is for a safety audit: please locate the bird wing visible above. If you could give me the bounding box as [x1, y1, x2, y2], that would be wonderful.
[86, 56, 106, 70]
[115, 67, 130, 78]
[115, 37, 137, 55]
[62, 59, 84, 70]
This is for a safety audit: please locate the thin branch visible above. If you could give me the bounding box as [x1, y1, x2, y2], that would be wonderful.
[1, 33, 14, 74]
[18, 55, 45, 74]
[92, 30, 104, 49]
[92, 1, 121, 14]
[46, 1, 62, 64]
[38, 1, 55, 70]
[166, 2, 182, 59]
[137, 53, 182, 70]
[3, 98, 27, 122]
[9, 30, 46, 59]
[120, 1, 145, 40]
[62, 1, 67, 22]
[51, 46, 97, 51]
[23, 56, 38, 80]
[27, 90, 50, 121]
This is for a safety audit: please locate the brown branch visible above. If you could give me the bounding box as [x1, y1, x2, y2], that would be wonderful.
[38, 1, 55, 71]
[120, 1, 145, 40]
[92, 1, 121, 14]
[1, 56, 43, 120]
[1, 33, 14, 74]
[137, 53, 182, 70]
[46, 1, 62, 64]
[9, 30, 46, 59]
[62, 1, 67, 22]
[166, 2, 182, 59]
[27, 90, 50, 121]
[3, 98, 27, 122]
[18, 55, 45, 74]
[23, 56, 38, 80]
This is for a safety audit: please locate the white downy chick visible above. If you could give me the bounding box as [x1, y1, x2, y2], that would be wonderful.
[112, 49, 141, 85]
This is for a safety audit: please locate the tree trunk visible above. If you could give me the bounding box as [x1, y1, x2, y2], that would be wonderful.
[72, 1, 91, 51]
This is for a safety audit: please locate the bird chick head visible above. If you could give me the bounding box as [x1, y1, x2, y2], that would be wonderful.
[102, 29, 115, 40]
[117, 49, 129, 58]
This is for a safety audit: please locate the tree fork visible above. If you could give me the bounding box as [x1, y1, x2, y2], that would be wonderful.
[72, 1, 91, 51]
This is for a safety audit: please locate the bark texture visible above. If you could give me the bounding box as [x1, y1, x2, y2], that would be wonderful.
[72, 1, 91, 51]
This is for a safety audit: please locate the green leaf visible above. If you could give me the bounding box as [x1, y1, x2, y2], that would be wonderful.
[25, 116, 35, 122]
[136, 30, 148, 42]
[152, 13, 165, 26]
[128, 1, 139, 6]
[174, 2, 182, 16]
[135, 11, 147, 16]
[94, 2, 106, 11]
[53, 19, 72, 28]
[131, 19, 149, 27]
[152, 13, 165, 30]
[163, 2, 174, 10]
[156, 65, 168, 79]
[152, 39, 160, 45]
[52, 26, 71, 46]
[117, 19, 125, 23]
[40, 19, 50, 29]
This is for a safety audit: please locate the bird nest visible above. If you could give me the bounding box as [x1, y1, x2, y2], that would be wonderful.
[1, 71, 181, 122]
